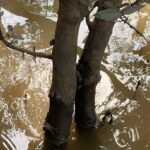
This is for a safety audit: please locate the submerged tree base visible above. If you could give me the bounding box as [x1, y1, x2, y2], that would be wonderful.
[43, 121, 69, 146]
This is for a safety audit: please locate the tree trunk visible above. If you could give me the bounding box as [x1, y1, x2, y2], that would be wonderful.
[43, 0, 86, 146]
[75, 17, 114, 128]
[75, 0, 123, 128]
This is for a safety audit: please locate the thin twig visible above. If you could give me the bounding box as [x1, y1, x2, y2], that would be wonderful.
[0, 27, 52, 59]
[121, 16, 149, 44]
[130, 0, 143, 6]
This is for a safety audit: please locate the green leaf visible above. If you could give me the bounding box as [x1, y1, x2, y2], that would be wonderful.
[94, 9, 121, 21]
[121, 4, 144, 15]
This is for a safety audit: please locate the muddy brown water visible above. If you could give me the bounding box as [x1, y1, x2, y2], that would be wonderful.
[0, 0, 150, 150]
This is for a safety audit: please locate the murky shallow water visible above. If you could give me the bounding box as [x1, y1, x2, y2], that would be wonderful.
[0, 0, 150, 149]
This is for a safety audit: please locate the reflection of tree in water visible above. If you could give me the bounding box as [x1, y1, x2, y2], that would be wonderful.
[17, 0, 43, 4]
[16, 0, 56, 18]
[103, 35, 150, 101]
[1, 0, 56, 52]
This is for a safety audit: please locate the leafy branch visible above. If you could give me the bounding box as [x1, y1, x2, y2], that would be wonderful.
[80, 0, 150, 43]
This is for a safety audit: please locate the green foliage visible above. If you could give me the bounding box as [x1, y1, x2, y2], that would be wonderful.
[80, 0, 149, 43]
[94, 9, 121, 21]
[80, 0, 149, 22]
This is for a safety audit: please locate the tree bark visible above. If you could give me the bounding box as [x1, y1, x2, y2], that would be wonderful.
[75, 18, 114, 128]
[43, 0, 87, 146]
[75, 0, 122, 128]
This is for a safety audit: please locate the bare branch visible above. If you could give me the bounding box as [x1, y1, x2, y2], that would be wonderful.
[130, 0, 143, 6]
[121, 16, 149, 44]
[0, 27, 52, 60]
[86, 1, 99, 30]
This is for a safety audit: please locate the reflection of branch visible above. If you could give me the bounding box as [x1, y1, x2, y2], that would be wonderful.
[101, 63, 134, 99]
[130, 0, 142, 6]
[0, 27, 52, 59]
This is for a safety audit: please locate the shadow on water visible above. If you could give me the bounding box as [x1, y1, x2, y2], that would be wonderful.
[0, 0, 150, 150]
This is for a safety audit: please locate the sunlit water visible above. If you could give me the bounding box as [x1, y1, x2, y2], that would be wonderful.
[0, 0, 150, 150]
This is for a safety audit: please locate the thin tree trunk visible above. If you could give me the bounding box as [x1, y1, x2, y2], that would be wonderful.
[75, 17, 114, 128]
[43, 0, 84, 146]
[75, 0, 123, 127]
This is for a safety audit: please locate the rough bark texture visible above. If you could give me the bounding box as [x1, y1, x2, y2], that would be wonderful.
[75, 0, 122, 128]
[43, 0, 87, 146]
[75, 18, 114, 128]
[43, 0, 123, 145]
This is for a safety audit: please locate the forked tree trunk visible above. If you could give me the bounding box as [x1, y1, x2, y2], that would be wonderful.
[43, 0, 122, 146]
[43, 0, 86, 146]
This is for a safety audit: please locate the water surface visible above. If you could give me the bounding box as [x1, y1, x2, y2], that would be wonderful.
[0, 1, 150, 149]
